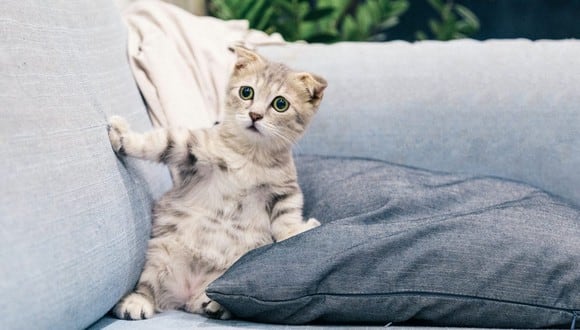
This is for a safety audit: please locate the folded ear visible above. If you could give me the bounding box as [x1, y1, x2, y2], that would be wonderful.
[229, 45, 264, 71]
[296, 72, 328, 101]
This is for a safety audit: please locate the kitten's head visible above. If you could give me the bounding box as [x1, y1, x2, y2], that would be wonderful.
[222, 46, 327, 152]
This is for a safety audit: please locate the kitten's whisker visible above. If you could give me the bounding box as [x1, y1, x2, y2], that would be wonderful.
[261, 123, 296, 149]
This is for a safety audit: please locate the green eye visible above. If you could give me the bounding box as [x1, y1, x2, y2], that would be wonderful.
[272, 96, 289, 112]
[239, 86, 254, 100]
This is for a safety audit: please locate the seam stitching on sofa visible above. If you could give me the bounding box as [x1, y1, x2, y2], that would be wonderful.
[208, 290, 577, 315]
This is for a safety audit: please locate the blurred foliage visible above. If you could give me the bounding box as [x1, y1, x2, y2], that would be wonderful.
[415, 0, 480, 40]
[208, 0, 409, 42]
[208, 0, 479, 43]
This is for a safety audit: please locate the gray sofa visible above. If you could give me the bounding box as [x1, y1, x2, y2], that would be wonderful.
[1, 1, 579, 329]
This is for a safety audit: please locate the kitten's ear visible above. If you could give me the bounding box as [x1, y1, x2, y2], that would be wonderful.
[229, 45, 264, 71]
[296, 72, 327, 102]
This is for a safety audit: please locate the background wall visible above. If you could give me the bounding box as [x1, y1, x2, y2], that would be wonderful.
[381, 0, 580, 41]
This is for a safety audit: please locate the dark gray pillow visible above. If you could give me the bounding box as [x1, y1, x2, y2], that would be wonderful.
[206, 155, 580, 328]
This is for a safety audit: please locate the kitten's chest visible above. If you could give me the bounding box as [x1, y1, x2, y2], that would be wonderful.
[158, 155, 288, 260]
[194, 157, 273, 209]
[179, 161, 275, 251]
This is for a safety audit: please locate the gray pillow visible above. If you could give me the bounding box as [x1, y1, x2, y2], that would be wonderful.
[207, 155, 580, 328]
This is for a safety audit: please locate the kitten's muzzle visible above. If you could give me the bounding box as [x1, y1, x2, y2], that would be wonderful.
[247, 124, 260, 133]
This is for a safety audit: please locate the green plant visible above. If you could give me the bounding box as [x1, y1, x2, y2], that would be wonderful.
[415, 0, 480, 40]
[208, 0, 409, 43]
[325, 0, 410, 42]
[208, 0, 479, 43]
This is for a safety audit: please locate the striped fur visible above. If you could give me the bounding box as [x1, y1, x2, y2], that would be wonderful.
[109, 47, 327, 320]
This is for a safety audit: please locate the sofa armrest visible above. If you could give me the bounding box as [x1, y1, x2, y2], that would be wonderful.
[260, 40, 580, 207]
[0, 1, 171, 329]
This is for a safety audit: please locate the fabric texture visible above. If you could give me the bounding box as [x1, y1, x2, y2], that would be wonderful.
[259, 41, 580, 208]
[91, 310, 389, 330]
[0, 1, 171, 329]
[207, 155, 580, 328]
[3, 1, 579, 328]
[123, 0, 284, 131]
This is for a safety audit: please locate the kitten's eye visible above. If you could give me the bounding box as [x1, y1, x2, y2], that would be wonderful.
[272, 96, 289, 112]
[239, 86, 254, 100]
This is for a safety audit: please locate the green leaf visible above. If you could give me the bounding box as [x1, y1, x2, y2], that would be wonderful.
[297, 1, 311, 19]
[246, 0, 268, 27]
[327, 0, 349, 13]
[298, 21, 315, 40]
[415, 30, 428, 40]
[455, 4, 480, 30]
[429, 19, 440, 37]
[377, 16, 400, 30]
[441, 17, 456, 40]
[255, 7, 275, 31]
[426, 0, 444, 12]
[303, 7, 335, 21]
[441, 3, 453, 21]
[238, 1, 257, 19]
[355, 4, 374, 35]
[275, 1, 296, 13]
[386, 0, 410, 17]
[342, 15, 359, 40]
[427, 19, 440, 34]
[365, 0, 382, 23]
[208, 0, 233, 20]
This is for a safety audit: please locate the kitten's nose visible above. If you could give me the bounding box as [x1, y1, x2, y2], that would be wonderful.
[249, 112, 263, 122]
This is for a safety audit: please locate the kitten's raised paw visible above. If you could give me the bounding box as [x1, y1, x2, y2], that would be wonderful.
[113, 292, 154, 320]
[202, 300, 232, 320]
[107, 115, 129, 154]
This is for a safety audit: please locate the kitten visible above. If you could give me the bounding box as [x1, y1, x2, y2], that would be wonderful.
[108, 46, 327, 320]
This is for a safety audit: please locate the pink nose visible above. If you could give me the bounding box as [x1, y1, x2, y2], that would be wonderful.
[249, 112, 263, 122]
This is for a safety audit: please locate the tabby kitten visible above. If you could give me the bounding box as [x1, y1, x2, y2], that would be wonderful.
[108, 46, 327, 320]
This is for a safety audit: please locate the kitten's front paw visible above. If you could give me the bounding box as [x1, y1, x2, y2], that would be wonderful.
[107, 115, 129, 154]
[113, 292, 155, 320]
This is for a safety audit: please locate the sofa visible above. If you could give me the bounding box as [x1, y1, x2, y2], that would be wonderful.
[1, 1, 579, 329]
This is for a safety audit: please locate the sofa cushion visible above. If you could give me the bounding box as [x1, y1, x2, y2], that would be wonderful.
[0, 1, 171, 329]
[207, 155, 580, 328]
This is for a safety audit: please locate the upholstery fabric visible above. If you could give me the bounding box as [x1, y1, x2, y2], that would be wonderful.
[0, 1, 171, 329]
[90, 310, 380, 330]
[259, 41, 580, 208]
[207, 155, 580, 328]
[2, 1, 579, 328]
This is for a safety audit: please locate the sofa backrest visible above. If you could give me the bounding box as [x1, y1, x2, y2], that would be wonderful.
[0, 1, 171, 329]
[261, 41, 580, 207]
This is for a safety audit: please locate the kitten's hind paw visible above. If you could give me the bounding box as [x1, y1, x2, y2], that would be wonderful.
[274, 217, 321, 242]
[107, 115, 129, 154]
[306, 217, 321, 229]
[203, 300, 232, 320]
[113, 292, 155, 320]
